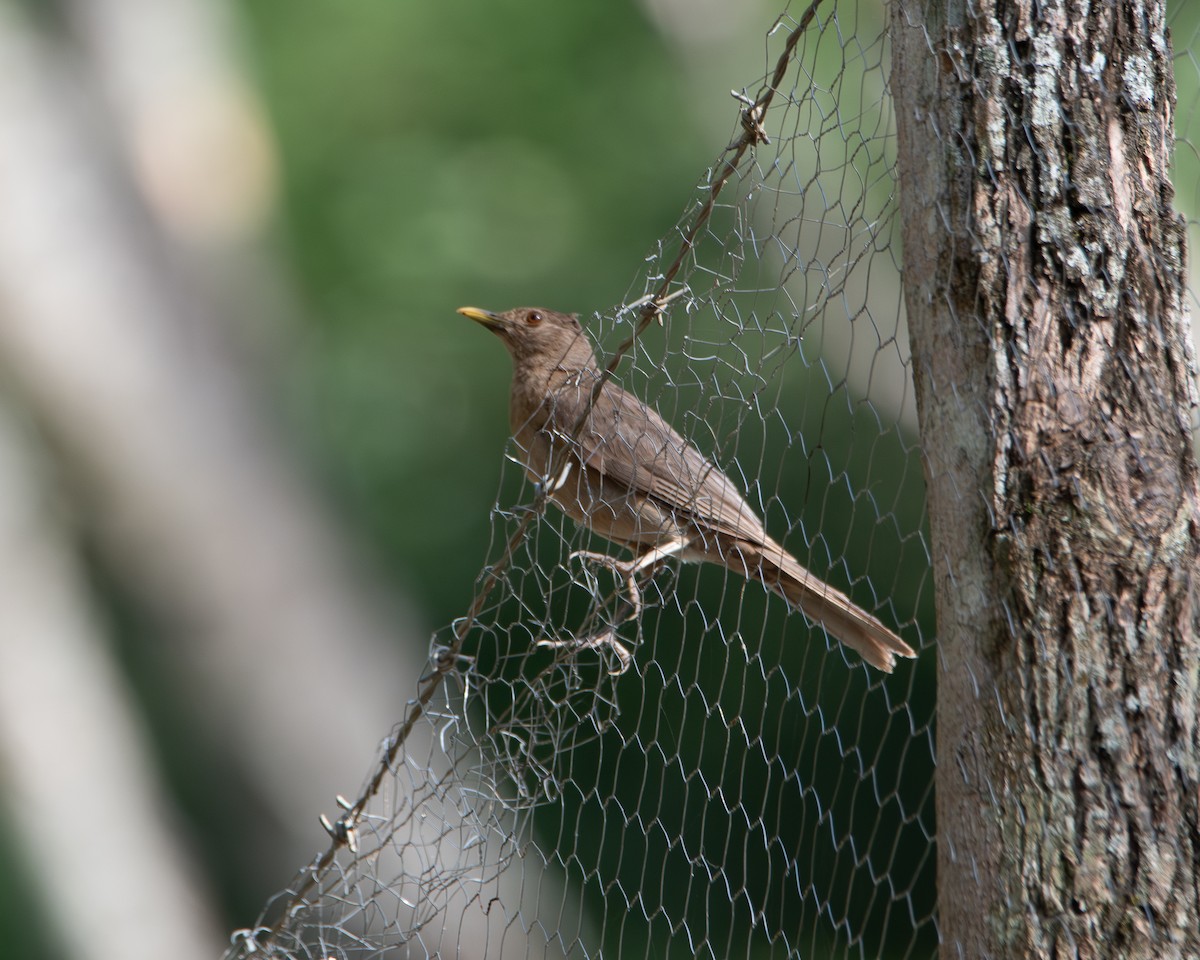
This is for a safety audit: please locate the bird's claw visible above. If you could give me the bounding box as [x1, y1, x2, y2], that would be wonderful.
[567, 550, 643, 622]
[533, 550, 646, 673]
[537, 628, 634, 675]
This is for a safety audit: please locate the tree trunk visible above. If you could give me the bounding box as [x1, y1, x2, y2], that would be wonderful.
[892, 0, 1200, 956]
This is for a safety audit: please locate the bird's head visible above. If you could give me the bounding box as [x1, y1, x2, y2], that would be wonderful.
[456, 306, 598, 372]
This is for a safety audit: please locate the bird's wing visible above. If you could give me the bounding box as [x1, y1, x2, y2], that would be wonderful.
[546, 380, 767, 542]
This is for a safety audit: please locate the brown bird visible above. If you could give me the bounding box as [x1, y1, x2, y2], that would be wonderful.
[457, 305, 916, 672]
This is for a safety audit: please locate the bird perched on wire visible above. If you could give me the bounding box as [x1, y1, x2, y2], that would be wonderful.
[456, 305, 915, 673]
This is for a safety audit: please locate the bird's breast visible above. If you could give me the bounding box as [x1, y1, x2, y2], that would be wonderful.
[510, 425, 682, 550]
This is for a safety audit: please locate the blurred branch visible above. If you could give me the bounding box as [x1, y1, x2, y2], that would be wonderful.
[0, 401, 224, 960]
[0, 0, 411, 839]
[61, 0, 277, 252]
[59, 0, 290, 366]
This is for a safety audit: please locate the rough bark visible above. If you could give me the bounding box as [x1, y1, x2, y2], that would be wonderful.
[892, 0, 1200, 956]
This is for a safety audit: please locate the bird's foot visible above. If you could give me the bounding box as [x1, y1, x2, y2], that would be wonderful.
[536, 628, 634, 675]
[567, 550, 643, 621]
[546, 549, 645, 674]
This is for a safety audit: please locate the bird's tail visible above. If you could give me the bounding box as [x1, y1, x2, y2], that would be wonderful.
[714, 537, 916, 672]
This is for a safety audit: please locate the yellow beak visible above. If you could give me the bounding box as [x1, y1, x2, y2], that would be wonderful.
[456, 306, 503, 330]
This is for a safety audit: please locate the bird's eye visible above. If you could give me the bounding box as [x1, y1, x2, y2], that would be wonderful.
[526, 310, 543, 325]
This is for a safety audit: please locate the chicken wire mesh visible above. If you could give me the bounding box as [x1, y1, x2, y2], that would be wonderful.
[228, 1, 935, 957]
